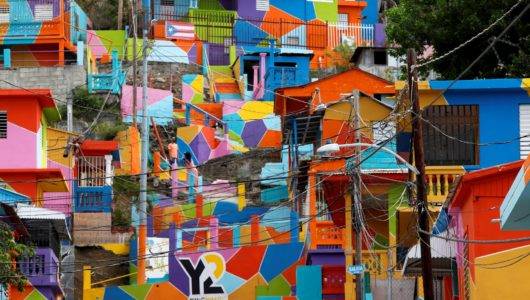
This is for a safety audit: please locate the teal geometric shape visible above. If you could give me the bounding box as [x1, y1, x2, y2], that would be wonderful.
[217, 272, 245, 294]
[263, 115, 281, 131]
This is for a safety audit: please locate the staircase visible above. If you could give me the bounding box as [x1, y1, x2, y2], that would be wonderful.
[210, 65, 243, 102]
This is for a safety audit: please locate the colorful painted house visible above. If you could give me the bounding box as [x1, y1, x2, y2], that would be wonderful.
[9, 203, 70, 300]
[0, 89, 69, 205]
[396, 78, 530, 171]
[149, 0, 383, 68]
[501, 154, 530, 230]
[0, 0, 89, 67]
[429, 161, 530, 300]
[274, 67, 395, 116]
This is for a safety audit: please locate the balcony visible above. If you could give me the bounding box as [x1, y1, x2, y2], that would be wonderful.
[312, 220, 344, 249]
[424, 166, 466, 204]
[19, 248, 60, 287]
[0, 21, 62, 40]
[87, 50, 125, 94]
[73, 184, 112, 213]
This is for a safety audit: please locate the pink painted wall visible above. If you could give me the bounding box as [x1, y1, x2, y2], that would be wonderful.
[0, 122, 37, 169]
[43, 160, 72, 215]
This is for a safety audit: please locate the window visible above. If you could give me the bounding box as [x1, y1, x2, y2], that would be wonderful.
[34, 4, 53, 21]
[422, 105, 479, 165]
[189, 0, 198, 8]
[159, 0, 175, 20]
[338, 13, 348, 28]
[256, 0, 269, 11]
[0, 6, 9, 23]
[373, 50, 388, 65]
[519, 104, 530, 159]
[0, 111, 6, 139]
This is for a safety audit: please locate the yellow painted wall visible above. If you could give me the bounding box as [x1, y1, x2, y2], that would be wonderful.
[115, 126, 141, 175]
[324, 97, 392, 139]
[101, 243, 130, 255]
[473, 244, 530, 300]
[47, 127, 78, 166]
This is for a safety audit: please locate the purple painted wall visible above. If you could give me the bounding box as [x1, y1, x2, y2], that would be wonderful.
[374, 23, 386, 48]
[307, 249, 344, 266]
[236, 0, 265, 20]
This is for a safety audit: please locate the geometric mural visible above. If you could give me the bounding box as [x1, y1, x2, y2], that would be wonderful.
[182, 74, 204, 104]
[84, 242, 304, 300]
[222, 101, 282, 148]
[121, 85, 174, 126]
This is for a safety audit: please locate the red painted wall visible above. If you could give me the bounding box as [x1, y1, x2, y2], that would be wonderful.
[450, 161, 530, 292]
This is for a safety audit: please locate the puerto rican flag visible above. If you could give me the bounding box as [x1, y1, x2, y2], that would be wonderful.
[165, 21, 196, 40]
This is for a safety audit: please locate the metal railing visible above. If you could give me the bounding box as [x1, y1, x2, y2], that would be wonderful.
[150, 9, 376, 50]
[202, 44, 217, 100]
[313, 220, 344, 249]
[327, 21, 374, 49]
[73, 184, 112, 213]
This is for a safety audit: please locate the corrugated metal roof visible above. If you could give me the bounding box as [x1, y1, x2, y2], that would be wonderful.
[402, 230, 457, 276]
[405, 230, 456, 260]
[15, 204, 70, 240]
[15, 203, 66, 220]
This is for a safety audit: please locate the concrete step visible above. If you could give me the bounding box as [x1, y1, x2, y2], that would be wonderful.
[216, 93, 242, 101]
[215, 83, 240, 93]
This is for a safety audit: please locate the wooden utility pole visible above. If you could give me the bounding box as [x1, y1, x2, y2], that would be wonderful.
[117, 0, 123, 30]
[407, 48, 434, 300]
[352, 90, 364, 300]
[131, 0, 138, 127]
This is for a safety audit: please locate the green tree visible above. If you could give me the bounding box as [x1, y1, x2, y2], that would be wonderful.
[385, 0, 530, 79]
[0, 223, 34, 291]
[77, 0, 131, 30]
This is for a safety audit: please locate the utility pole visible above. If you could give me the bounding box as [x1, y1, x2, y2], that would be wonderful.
[131, 0, 138, 127]
[66, 93, 73, 133]
[137, 28, 149, 285]
[352, 90, 364, 300]
[407, 48, 434, 300]
[117, 0, 123, 30]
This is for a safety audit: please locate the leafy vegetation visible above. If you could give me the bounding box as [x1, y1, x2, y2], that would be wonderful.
[76, 0, 131, 30]
[386, 0, 530, 79]
[326, 44, 355, 73]
[0, 223, 34, 291]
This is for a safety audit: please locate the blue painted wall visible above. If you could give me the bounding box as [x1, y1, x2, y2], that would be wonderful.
[362, 0, 379, 24]
[432, 82, 530, 170]
[239, 52, 311, 101]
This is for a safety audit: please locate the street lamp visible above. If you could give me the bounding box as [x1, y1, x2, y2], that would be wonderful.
[316, 142, 417, 300]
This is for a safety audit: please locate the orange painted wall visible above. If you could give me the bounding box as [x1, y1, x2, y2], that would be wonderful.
[338, 1, 367, 23]
[275, 68, 394, 116]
